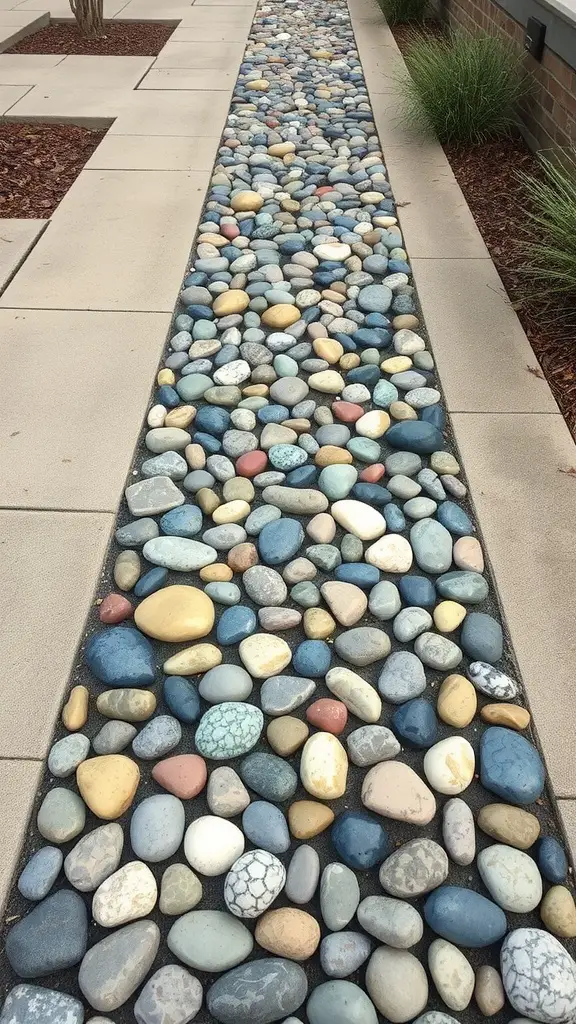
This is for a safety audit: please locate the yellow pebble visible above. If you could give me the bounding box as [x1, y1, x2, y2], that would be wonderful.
[541, 887, 576, 938]
[62, 685, 89, 731]
[197, 488, 220, 514]
[200, 564, 234, 582]
[433, 600, 466, 633]
[281, 199, 300, 213]
[212, 500, 251, 524]
[267, 717, 309, 756]
[311, 49, 332, 59]
[314, 446, 353, 467]
[164, 643, 222, 675]
[157, 368, 175, 386]
[381, 356, 412, 374]
[230, 191, 264, 213]
[340, 353, 361, 370]
[242, 384, 269, 397]
[165, 405, 195, 428]
[197, 232, 227, 247]
[213, 290, 250, 317]
[437, 674, 477, 727]
[250, 79, 269, 91]
[268, 142, 296, 157]
[77, 755, 140, 821]
[135, 585, 214, 642]
[313, 338, 344, 364]
[393, 314, 420, 330]
[304, 607, 336, 639]
[389, 401, 418, 421]
[261, 304, 301, 329]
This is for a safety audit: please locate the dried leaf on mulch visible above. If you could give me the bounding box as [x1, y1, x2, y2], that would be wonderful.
[7, 21, 174, 56]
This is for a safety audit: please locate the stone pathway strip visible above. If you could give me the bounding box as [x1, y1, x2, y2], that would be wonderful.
[1, 0, 576, 1022]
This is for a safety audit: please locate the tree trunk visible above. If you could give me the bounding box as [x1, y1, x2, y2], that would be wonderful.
[69, 0, 105, 38]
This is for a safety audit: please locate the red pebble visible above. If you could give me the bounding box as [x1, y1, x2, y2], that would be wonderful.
[315, 186, 334, 197]
[99, 593, 133, 623]
[236, 450, 268, 477]
[359, 463, 386, 483]
[220, 223, 240, 240]
[152, 754, 207, 799]
[332, 402, 365, 423]
[306, 698, 348, 735]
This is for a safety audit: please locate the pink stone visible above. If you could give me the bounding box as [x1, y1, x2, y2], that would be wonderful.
[453, 536, 484, 572]
[332, 402, 364, 423]
[152, 754, 207, 799]
[221, 224, 240, 240]
[99, 593, 133, 623]
[306, 698, 348, 735]
[359, 463, 385, 483]
[236, 450, 268, 477]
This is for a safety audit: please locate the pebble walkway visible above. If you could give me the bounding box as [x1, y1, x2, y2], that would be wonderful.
[2, 1, 576, 1023]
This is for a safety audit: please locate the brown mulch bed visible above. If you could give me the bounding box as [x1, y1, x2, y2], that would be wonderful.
[0, 123, 105, 217]
[6, 21, 175, 56]
[392, 23, 576, 437]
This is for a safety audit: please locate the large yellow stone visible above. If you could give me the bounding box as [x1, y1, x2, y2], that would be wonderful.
[62, 685, 89, 731]
[381, 356, 412, 374]
[231, 191, 264, 213]
[213, 290, 250, 317]
[165, 405, 196, 429]
[134, 585, 214, 642]
[477, 803, 540, 849]
[199, 564, 233, 583]
[433, 600, 466, 633]
[315, 446, 353, 467]
[250, 79, 269, 91]
[308, 370, 345, 394]
[437, 674, 477, 727]
[261, 304, 301, 329]
[77, 755, 140, 820]
[163, 643, 222, 675]
[288, 800, 335, 838]
[212, 500, 251, 524]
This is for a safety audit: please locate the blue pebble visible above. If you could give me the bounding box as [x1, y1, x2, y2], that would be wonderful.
[424, 887, 507, 947]
[437, 501, 474, 536]
[286, 465, 318, 487]
[537, 836, 568, 883]
[85, 627, 155, 688]
[421, 405, 446, 430]
[384, 504, 406, 531]
[156, 385, 180, 408]
[293, 639, 331, 678]
[183, 271, 207, 286]
[193, 431, 221, 454]
[365, 312, 391, 328]
[335, 564, 380, 589]
[242, 801, 290, 854]
[352, 328, 392, 349]
[346, 365, 380, 387]
[258, 405, 290, 424]
[388, 259, 411, 274]
[18, 847, 63, 901]
[133, 567, 168, 598]
[160, 505, 202, 538]
[217, 606, 257, 645]
[460, 612, 503, 662]
[386, 421, 444, 454]
[331, 811, 392, 869]
[194, 406, 230, 437]
[392, 699, 439, 748]
[480, 726, 545, 805]
[258, 518, 304, 565]
[352, 483, 392, 506]
[187, 304, 214, 320]
[399, 575, 437, 607]
[163, 676, 200, 723]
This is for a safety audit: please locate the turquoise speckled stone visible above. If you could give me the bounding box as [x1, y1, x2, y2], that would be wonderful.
[194, 702, 264, 759]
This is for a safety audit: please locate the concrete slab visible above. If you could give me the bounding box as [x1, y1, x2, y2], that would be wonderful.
[43, 54, 155, 88]
[0, 760, 44, 914]
[137, 67, 236, 90]
[384, 145, 490, 258]
[371, 91, 436, 145]
[113, 0, 190, 18]
[0, 308, 172, 508]
[411, 257, 559, 414]
[451, 411, 576, 797]
[15, 0, 126, 16]
[0, 82, 31, 112]
[108, 89, 230, 136]
[558, 801, 576, 867]
[169, 22, 251, 40]
[0, 219, 47, 294]
[4, 84, 122, 126]
[0, 169, 207, 311]
[0, 52, 63, 84]
[85, 133, 218, 170]
[0, 7, 45, 21]
[153, 40, 245, 69]
[0, 509, 113, 758]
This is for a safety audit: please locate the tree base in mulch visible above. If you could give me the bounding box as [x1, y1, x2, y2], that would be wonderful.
[6, 20, 175, 56]
[392, 24, 576, 440]
[0, 123, 105, 218]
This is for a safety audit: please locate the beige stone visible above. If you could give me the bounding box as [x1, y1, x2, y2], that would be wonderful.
[223, 478, 254, 503]
[474, 964, 505, 1016]
[300, 733, 348, 800]
[381, 356, 412, 373]
[355, 410, 390, 438]
[96, 689, 156, 722]
[157, 368, 175, 386]
[308, 369, 345, 394]
[114, 550, 140, 591]
[340, 353, 361, 370]
[313, 338, 344, 364]
[480, 703, 531, 730]
[541, 886, 576, 938]
[197, 487, 221, 514]
[433, 600, 466, 633]
[307, 512, 336, 544]
[261, 304, 300, 329]
[315, 445, 353, 467]
[362, 761, 436, 824]
[159, 863, 202, 916]
[424, 737, 475, 795]
[62, 685, 89, 731]
[389, 401, 418, 421]
[134, 585, 214, 642]
[304, 607, 336, 639]
[163, 643, 222, 675]
[320, 581, 367, 626]
[77, 755, 140, 820]
[212, 499, 251, 524]
[185, 443, 206, 469]
[393, 314, 420, 330]
[477, 803, 540, 849]
[255, 908, 321, 960]
[331, 499, 386, 540]
[93, 861, 157, 928]
[239, 633, 292, 678]
[199, 563, 233, 582]
[212, 290, 250, 316]
[326, 666, 382, 723]
[165, 405, 196, 428]
[267, 717, 309, 756]
[437, 675, 477, 727]
[453, 536, 484, 572]
[268, 142, 295, 156]
[365, 534, 413, 572]
[231, 191, 263, 212]
[288, 800, 335, 839]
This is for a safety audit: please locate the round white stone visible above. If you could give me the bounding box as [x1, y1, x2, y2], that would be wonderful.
[92, 861, 157, 928]
[365, 534, 413, 572]
[478, 844, 543, 912]
[423, 737, 475, 795]
[184, 816, 244, 876]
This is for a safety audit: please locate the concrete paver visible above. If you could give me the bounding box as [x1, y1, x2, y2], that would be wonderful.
[0, 169, 208, 311]
[0, 81, 31, 111]
[0, 219, 47, 294]
[0, 52, 64, 84]
[4, 84, 123, 125]
[0, 309, 172, 509]
[85, 133, 218, 170]
[107, 88, 230, 136]
[137, 67, 237, 90]
[153, 40, 245, 69]
[42, 54, 155, 88]
[0, 761, 44, 914]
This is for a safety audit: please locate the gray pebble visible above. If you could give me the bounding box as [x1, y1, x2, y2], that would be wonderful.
[37, 788, 85, 844]
[202, 525, 246, 550]
[18, 847, 63, 901]
[79, 921, 160, 1014]
[347, 726, 401, 766]
[47, 734, 90, 777]
[134, 965, 202, 1024]
[321, 863, 360, 931]
[0, 985, 84, 1024]
[130, 795, 185, 863]
[204, 582, 242, 605]
[132, 716, 182, 760]
[260, 675, 316, 716]
[199, 664, 253, 704]
[115, 518, 159, 547]
[379, 838, 449, 897]
[92, 721, 137, 754]
[320, 932, 373, 978]
[377, 651, 426, 704]
[357, 896, 423, 949]
[64, 824, 124, 892]
[243, 565, 287, 606]
[340, 533, 364, 562]
[392, 607, 432, 643]
[286, 844, 320, 905]
[368, 581, 401, 620]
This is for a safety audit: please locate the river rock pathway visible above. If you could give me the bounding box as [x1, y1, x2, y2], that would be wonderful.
[1, 0, 576, 1022]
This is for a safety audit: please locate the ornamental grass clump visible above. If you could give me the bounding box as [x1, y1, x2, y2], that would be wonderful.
[377, 0, 428, 26]
[519, 150, 576, 305]
[400, 30, 529, 144]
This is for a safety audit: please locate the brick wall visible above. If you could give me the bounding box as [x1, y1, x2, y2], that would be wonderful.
[445, 0, 576, 148]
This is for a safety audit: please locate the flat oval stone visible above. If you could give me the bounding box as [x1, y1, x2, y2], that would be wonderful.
[207, 958, 307, 1024]
[300, 732, 348, 799]
[423, 736, 475, 795]
[428, 938, 474, 1011]
[362, 761, 436, 824]
[357, 895, 423, 949]
[320, 863, 360, 931]
[410, 519, 453, 573]
[78, 921, 160, 1013]
[437, 674, 477, 727]
[424, 886, 507, 947]
[538, 836, 568, 883]
[442, 798, 475, 865]
[501, 928, 576, 1023]
[167, 910, 253, 971]
[475, 964, 506, 1016]
[142, 536, 217, 571]
[85, 627, 155, 688]
[242, 801, 290, 854]
[255, 907, 320, 961]
[129, 794, 185, 863]
[467, 660, 519, 700]
[480, 726, 545, 805]
[134, 585, 214, 641]
[460, 612, 503, 661]
[132, 715, 181, 759]
[194, 702, 264, 758]
[48, 733, 90, 777]
[326, 666, 382, 723]
[6, 890, 88, 978]
[18, 847, 63, 901]
[378, 651, 426, 704]
[478, 843, 542, 911]
[286, 844, 320, 905]
[366, 947, 428, 1023]
[64, 823, 124, 892]
[319, 933, 373, 978]
[365, 534, 413, 572]
[240, 752, 298, 802]
[133, 965, 202, 1024]
[92, 861, 157, 928]
[541, 886, 576, 938]
[331, 500, 386, 540]
[436, 570, 489, 604]
[478, 803, 541, 849]
[386, 421, 444, 454]
[199, 664, 253, 704]
[332, 629, 390, 668]
[307, 980, 378, 1024]
[224, 849, 286, 919]
[207, 766, 250, 819]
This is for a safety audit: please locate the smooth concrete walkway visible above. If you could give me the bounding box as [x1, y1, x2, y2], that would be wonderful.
[0, 0, 576, 913]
